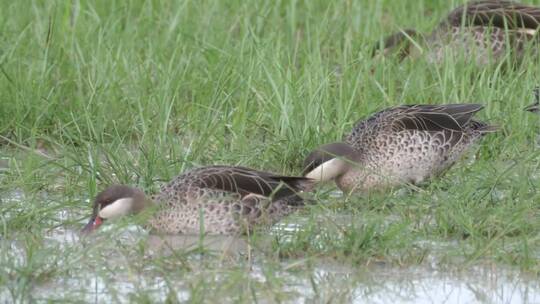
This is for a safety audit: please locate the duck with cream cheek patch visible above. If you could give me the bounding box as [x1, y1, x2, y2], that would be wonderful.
[303, 104, 498, 194]
[82, 166, 314, 235]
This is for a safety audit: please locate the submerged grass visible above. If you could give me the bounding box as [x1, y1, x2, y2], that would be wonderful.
[1, 0, 540, 302]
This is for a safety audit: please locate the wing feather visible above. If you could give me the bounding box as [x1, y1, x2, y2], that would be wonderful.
[194, 166, 311, 201]
[388, 104, 484, 132]
[444, 0, 540, 29]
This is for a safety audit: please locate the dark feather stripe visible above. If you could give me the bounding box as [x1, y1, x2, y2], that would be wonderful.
[386, 104, 484, 132]
[194, 166, 310, 201]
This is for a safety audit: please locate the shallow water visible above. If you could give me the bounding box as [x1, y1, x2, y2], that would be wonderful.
[1, 166, 539, 303]
[300, 263, 539, 304]
[147, 234, 539, 304]
[0, 227, 527, 303]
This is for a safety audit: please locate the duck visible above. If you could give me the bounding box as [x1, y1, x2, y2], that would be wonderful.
[82, 166, 313, 235]
[525, 87, 539, 113]
[303, 104, 498, 194]
[374, 0, 540, 64]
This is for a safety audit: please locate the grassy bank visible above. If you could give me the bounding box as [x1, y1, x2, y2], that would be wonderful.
[0, 0, 539, 302]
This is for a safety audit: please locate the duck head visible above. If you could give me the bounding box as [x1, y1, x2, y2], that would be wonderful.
[302, 142, 359, 182]
[82, 185, 147, 234]
[372, 29, 421, 61]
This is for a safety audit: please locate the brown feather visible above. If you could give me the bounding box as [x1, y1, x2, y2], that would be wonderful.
[387, 104, 484, 132]
[444, 0, 540, 29]
[195, 166, 312, 201]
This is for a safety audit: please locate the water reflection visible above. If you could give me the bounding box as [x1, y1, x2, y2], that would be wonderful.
[350, 264, 539, 304]
[1, 181, 538, 304]
[275, 262, 538, 303]
[145, 234, 249, 257]
[2, 225, 539, 303]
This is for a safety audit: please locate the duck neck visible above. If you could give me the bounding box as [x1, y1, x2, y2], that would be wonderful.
[130, 189, 152, 214]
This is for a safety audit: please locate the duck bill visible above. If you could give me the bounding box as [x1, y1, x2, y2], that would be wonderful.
[524, 103, 539, 113]
[81, 216, 103, 234]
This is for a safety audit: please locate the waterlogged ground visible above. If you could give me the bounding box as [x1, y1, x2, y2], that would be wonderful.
[0, 185, 538, 303]
[1, 0, 540, 302]
[1, 144, 539, 303]
[1, 221, 539, 303]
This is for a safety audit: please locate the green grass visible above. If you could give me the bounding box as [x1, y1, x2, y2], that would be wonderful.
[1, 0, 539, 302]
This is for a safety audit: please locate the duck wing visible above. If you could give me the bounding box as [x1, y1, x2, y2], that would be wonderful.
[444, 0, 540, 29]
[383, 104, 484, 132]
[194, 166, 312, 201]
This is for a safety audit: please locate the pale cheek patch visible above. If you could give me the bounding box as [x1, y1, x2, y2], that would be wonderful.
[99, 198, 134, 219]
[305, 158, 345, 181]
[517, 28, 538, 36]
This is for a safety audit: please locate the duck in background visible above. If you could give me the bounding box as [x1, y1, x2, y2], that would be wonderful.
[374, 1, 540, 65]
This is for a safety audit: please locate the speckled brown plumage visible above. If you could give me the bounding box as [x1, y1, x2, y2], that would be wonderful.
[375, 1, 540, 64]
[304, 104, 498, 194]
[84, 166, 313, 235]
